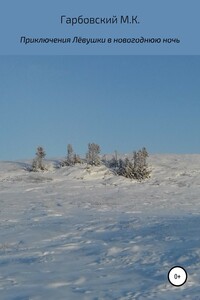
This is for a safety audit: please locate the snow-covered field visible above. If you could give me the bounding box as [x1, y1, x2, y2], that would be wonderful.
[1, 154, 200, 299]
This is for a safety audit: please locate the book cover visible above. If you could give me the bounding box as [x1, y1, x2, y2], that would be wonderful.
[0, 1, 200, 298]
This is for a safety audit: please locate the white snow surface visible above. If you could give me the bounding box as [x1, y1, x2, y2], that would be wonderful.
[1, 154, 200, 299]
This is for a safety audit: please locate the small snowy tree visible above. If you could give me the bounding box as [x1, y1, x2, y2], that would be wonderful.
[133, 147, 150, 180]
[65, 144, 75, 166]
[117, 158, 135, 179]
[86, 143, 101, 166]
[61, 144, 82, 166]
[61, 144, 73, 166]
[115, 147, 150, 180]
[117, 159, 125, 176]
[31, 146, 46, 171]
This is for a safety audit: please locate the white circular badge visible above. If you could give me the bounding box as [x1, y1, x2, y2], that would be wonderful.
[168, 266, 187, 287]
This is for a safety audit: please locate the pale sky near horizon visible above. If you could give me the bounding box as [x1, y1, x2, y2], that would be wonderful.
[0, 55, 200, 160]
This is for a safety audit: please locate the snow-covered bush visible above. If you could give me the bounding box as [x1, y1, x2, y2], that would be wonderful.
[132, 147, 150, 180]
[86, 143, 101, 166]
[108, 147, 150, 180]
[117, 158, 135, 179]
[31, 146, 46, 171]
[61, 144, 82, 167]
[62, 144, 75, 166]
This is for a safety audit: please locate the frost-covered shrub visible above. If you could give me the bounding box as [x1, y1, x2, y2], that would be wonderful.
[66, 144, 74, 165]
[117, 158, 136, 179]
[108, 147, 150, 180]
[61, 144, 82, 167]
[132, 147, 150, 180]
[31, 146, 46, 171]
[86, 143, 101, 166]
[62, 144, 75, 166]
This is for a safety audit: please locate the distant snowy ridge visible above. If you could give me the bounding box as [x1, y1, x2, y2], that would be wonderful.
[1, 154, 200, 187]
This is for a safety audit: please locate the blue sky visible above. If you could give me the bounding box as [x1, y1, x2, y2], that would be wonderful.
[0, 56, 200, 160]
